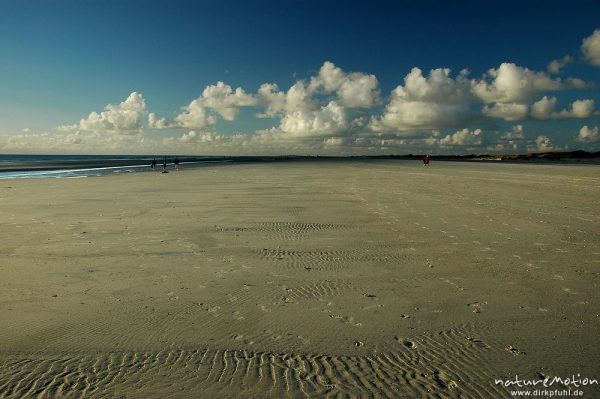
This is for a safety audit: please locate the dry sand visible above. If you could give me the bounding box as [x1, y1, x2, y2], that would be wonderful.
[0, 160, 599, 398]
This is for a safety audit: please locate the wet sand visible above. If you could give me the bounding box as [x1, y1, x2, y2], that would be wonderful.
[1, 160, 599, 398]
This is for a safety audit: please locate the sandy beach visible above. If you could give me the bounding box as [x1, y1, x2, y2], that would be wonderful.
[1, 160, 599, 398]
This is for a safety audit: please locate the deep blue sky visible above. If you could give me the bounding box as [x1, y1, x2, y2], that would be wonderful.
[1, 0, 599, 154]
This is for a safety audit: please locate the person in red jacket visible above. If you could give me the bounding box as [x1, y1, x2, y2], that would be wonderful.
[423, 154, 430, 166]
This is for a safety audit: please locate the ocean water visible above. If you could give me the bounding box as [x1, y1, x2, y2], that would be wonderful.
[0, 154, 233, 179]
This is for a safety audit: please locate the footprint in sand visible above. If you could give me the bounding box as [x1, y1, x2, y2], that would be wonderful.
[465, 336, 491, 348]
[442, 279, 466, 291]
[467, 301, 487, 313]
[395, 337, 417, 349]
[505, 345, 526, 356]
[329, 314, 362, 327]
[297, 335, 310, 344]
[362, 304, 384, 311]
[433, 370, 458, 389]
[166, 291, 179, 300]
[232, 311, 244, 321]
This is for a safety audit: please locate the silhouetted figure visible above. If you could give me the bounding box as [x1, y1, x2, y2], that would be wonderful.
[423, 154, 430, 166]
[151, 158, 157, 170]
[162, 157, 168, 173]
[174, 156, 180, 171]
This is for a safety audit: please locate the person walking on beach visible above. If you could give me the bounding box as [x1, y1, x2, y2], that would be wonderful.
[151, 158, 157, 170]
[174, 156, 180, 171]
[162, 157, 168, 173]
[423, 153, 430, 166]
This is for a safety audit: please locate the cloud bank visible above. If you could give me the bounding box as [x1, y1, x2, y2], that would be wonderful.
[49, 27, 600, 156]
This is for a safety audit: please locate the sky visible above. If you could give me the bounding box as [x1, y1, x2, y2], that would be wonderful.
[1, 0, 600, 155]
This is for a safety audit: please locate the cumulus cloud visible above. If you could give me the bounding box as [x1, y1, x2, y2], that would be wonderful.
[369, 67, 473, 132]
[179, 131, 226, 143]
[159, 131, 255, 155]
[582, 29, 600, 66]
[501, 124, 525, 140]
[534, 135, 556, 151]
[488, 125, 526, 152]
[58, 92, 146, 135]
[148, 100, 217, 130]
[472, 63, 586, 104]
[481, 95, 595, 121]
[256, 63, 374, 139]
[530, 96, 595, 119]
[49, 56, 599, 155]
[149, 81, 256, 129]
[575, 126, 600, 143]
[200, 81, 257, 120]
[530, 96, 559, 120]
[256, 83, 287, 118]
[277, 101, 349, 138]
[482, 102, 529, 121]
[438, 128, 485, 147]
[308, 61, 380, 108]
[547, 55, 573, 74]
[256, 81, 318, 118]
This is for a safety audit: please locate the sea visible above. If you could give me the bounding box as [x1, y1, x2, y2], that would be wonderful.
[0, 154, 236, 179]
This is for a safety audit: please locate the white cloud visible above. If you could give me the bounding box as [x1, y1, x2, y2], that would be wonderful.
[200, 81, 257, 120]
[256, 65, 369, 139]
[256, 81, 319, 118]
[369, 67, 473, 132]
[481, 96, 595, 121]
[308, 61, 380, 108]
[534, 135, 556, 151]
[150, 81, 256, 129]
[547, 55, 573, 74]
[45, 59, 598, 156]
[530, 96, 595, 119]
[582, 29, 600, 66]
[530, 96, 558, 120]
[488, 125, 526, 152]
[278, 101, 349, 137]
[1, 130, 148, 154]
[575, 126, 600, 143]
[324, 137, 345, 147]
[148, 99, 218, 130]
[256, 83, 287, 118]
[439, 128, 485, 147]
[58, 92, 146, 135]
[501, 124, 525, 140]
[482, 102, 529, 121]
[179, 131, 226, 143]
[472, 63, 586, 104]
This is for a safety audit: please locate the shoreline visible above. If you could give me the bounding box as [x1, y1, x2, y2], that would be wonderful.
[1, 155, 598, 180]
